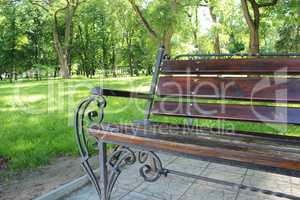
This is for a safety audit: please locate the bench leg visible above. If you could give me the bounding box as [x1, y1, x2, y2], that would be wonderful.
[99, 142, 108, 200]
[96, 144, 168, 200]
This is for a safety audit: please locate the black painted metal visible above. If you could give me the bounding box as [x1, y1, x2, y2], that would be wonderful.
[144, 46, 165, 121]
[91, 88, 150, 99]
[74, 95, 107, 197]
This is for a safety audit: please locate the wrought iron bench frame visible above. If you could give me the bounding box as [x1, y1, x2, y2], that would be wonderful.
[75, 46, 300, 200]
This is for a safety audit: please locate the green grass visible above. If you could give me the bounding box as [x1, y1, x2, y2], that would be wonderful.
[0, 76, 150, 170]
[0, 76, 300, 171]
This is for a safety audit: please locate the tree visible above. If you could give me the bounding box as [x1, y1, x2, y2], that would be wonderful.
[30, 0, 85, 78]
[127, 0, 179, 55]
[241, 0, 278, 54]
[209, 4, 221, 54]
[274, 0, 300, 52]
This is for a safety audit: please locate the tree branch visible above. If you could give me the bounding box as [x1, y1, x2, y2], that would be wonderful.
[241, 0, 255, 29]
[127, 0, 159, 42]
[28, 0, 49, 12]
[53, 4, 69, 54]
[248, 0, 260, 27]
[257, 0, 278, 8]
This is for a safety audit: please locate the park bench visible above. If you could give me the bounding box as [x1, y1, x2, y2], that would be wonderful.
[75, 46, 300, 200]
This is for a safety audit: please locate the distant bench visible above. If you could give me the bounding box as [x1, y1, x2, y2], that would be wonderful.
[75, 47, 300, 200]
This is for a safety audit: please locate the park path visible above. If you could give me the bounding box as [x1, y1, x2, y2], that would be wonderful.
[62, 153, 300, 200]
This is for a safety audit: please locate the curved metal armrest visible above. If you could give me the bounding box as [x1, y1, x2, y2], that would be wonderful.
[91, 87, 151, 99]
[74, 95, 107, 197]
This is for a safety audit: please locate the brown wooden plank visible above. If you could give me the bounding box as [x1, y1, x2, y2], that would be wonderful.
[141, 121, 300, 145]
[100, 123, 300, 155]
[157, 76, 300, 102]
[161, 59, 300, 74]
[151, 101, 300, 125]
[89, 127, 300, 175]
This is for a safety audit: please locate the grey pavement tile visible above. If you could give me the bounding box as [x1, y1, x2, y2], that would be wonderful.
[167, 157, 209, 175]
[291, 184, 300, 197]
[115, 164, 144, 190]
[243, 175, 292, 195]
[156, 153, 178, 165]
[207, 163, 247, 175]
[246, 170, 291, 184]
[178, 181, 237, 200]
[60, 155, 299, 200]
[291, 177, 300, 185]
[120, 191, 163, 200]
[63, 185, 95, 200]
[62, 183, 129, 200]
[194, 178, 240, 193]
[201, 168, 245, 185]
[134, 174, 194, 200]
[236, 190, 288, 200]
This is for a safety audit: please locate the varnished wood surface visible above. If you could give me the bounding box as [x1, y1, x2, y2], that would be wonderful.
[157, 76, 300, 102]
[89, 124, 300, 176]
[161, 59, 300, 74]
[151, 101, 300, 125]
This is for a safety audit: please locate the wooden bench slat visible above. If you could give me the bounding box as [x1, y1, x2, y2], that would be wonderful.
[89, 125, 300, 177]
[157, 76, 300, 102]
[161, 59, 300, 74]
[100, 123, 300, 154]
[151, 101, 300, 125]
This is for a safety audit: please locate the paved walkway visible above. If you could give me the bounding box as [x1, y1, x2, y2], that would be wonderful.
[62, 153, 300, 200]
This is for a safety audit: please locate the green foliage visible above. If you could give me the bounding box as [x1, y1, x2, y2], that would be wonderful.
[228, 33, 245, 53]
[0, 0, 298, 80]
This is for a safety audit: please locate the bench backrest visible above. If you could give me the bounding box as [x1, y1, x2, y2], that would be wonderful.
[148, 52, 300, 127]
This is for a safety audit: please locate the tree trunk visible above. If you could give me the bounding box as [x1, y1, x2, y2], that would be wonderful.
[209, 6, 221, 54]
[249, 27, 259, 54]
[163, 31, 173, 56]
[129, 56, 133, 77]
[112, 46, 117, 77]
[128, 0, 178, 55]
[241, 0, 277, 54]
[241, 0, 260, 54]
[162, 0, 177, 55]
[52, 4, 76, 79]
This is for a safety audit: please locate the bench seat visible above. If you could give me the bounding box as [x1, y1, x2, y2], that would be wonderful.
[89, 122, 300, 178]
[75, 48, 300, 200]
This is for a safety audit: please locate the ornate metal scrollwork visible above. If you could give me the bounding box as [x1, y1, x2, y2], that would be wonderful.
[75, 95, 167, 200]
[74, 95, 107, 197]
[104, 147, 136, 199]
[138, 151, 168, 182]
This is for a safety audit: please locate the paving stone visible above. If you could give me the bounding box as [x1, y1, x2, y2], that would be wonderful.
[178, 181, 237, 200]
[243, 175, 292, 195]
[246, 170, 291, 184]
[134, 174, 194, 200]
[120, 191, 163, 200]
[167, 157, 209, 175]
[236, 190, 288, 200]
[291, 177, 300, 185]
[291, 184, 300, 197]
[62, 183, 129, 200]
[60, 154, 299, 200]
[207, 163, 247, 175]
[115, 164, 144, 190]
[201, 168, 245, 185]
[156, 153, 178, 165]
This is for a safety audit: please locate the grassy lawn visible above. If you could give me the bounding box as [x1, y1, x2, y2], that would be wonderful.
[0, 76, 150, 171]
[0, 76, 300, 171]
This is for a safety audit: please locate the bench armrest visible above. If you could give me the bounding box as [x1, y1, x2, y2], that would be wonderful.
[91, 87, 151, 99]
